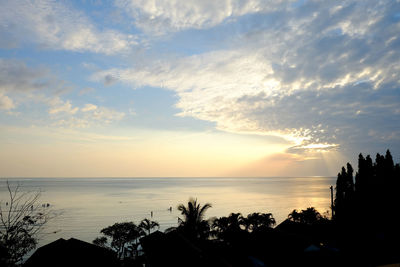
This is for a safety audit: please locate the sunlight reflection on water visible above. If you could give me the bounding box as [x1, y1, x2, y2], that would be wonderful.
[0, 177, 336, 247]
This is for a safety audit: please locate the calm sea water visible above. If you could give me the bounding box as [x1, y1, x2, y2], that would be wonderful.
[0, 177, 336, 248]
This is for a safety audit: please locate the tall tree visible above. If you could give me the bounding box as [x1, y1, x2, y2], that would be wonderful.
[177, 198, 212, 240]
[334, 150, 400, 267]
[335, 150, 400, 230]
[334, 163, 355, 220]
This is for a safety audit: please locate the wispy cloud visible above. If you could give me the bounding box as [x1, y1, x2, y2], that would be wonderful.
[0, 0, 138, 54]
[1, 0, 399, 176]
[0, 93, 14, 110]
[48, 98, 79, 115]
[0, 58, 75, 113]
[81, 103, 97, 112]
[0, 58, 60, 110]
[93, 0, 400, 154]
[78, 87, 95, 96]
[48, 98, 125, 128]
[0, 58, 125, 128]
[0, 58, 50, 92]
[115, 0, 290, 35]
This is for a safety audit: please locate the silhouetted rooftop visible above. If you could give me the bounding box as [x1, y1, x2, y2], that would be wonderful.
[24, 238, 119, 267]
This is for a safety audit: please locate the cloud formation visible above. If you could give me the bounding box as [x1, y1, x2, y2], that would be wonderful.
[48, 98, 79, 115]
[0, 58, 56, 110]
[0, 59, 49, 92]
[0, 0, 137, 54]
[116, 0, 289, 35]
[49, 98, 125, 128]
[94, 0, 400, 154]
[0, 58, 124, 128]
[0, 93, 14, 110]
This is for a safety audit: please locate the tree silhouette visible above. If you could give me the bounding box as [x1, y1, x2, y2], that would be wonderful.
[139, 218, 160, 235]
[177, 198, 212, 240]
[334, 163, 355, 220]
[352, 150, 400, 228]
[94, 222, 142, 259]
[332, 150, 400, 265]
[0, 181, 51, 266]
[288, 207, 324, 225]
[92, 236, 108, 248]
[211, 213, 244, 239]
[243, 212, 276, 232]
[333, 149, 400, 233]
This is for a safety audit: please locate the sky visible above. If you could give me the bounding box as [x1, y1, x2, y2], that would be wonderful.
[0, 0, 400, 177]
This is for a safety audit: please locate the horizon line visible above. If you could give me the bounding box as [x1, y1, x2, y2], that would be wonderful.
[0, 176, 336, 179]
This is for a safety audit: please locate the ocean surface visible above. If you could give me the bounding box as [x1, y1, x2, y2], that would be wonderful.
[0, 177, 336, 248]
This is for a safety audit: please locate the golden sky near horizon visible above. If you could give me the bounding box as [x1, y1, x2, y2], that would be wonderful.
[1, 1, 399, 177]
[0, 126, 343, 177]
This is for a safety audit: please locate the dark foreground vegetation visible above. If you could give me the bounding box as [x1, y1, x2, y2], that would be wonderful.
[1, 150, 400, 266]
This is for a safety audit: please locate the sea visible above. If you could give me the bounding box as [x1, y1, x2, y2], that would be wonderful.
[0, 177, 336, 249]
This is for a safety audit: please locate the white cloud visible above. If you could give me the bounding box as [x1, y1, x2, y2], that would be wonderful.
[0, 0, 138, 54]
[116, 0, 290, 34]
[0, 93, 15, 110]
[90, 107, 125, 123]
[0, 58, 125, 128]
[93, 0, 400, 154]
[91, 49, 314, 144]
[81, 103, 97, 112]
[52, 117, 90, 129]
[49, 99, 125, 128]
[48, 98, 79, 115]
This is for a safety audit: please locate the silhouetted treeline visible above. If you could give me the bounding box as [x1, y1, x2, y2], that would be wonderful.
[140, 199, 334, 267]
[334, 149, 400, 265]
[335, 150, 400, 224]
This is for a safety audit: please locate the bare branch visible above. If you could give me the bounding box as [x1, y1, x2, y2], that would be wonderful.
[1, 180, 53, 265]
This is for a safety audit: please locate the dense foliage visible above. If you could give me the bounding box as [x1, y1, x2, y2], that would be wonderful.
[334, 150, 400, 229]
[288, 207, 327, 225]
[93, 218, 160, 260]
[332, 150, 400, 266]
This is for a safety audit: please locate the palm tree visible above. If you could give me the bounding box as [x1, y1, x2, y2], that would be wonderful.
[177, 198, 212, 239]
[300, 207, 323, 224]
[244, 212, 275, 232]
[211, 213, 244, 239]
[139, 218, 160, 235]
[288, 207, 323, 224]
[288, 209, 301, 222]
[227, 213, 245, 230]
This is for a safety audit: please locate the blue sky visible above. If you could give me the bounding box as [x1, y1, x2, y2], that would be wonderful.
[1, 0, 399, 177]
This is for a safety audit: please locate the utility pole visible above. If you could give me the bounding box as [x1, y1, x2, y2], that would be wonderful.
[330, 185, 334, 219]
